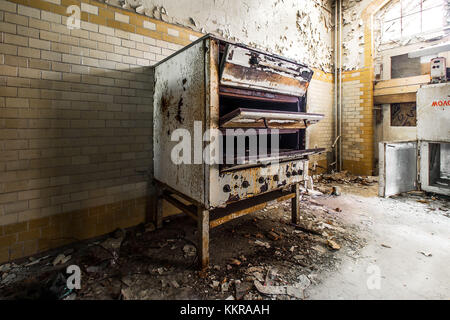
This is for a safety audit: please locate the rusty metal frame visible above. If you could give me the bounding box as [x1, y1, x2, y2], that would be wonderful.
[154, 179, 301, 270]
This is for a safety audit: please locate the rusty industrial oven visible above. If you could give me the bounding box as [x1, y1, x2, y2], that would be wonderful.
[153, 35, 324, 269]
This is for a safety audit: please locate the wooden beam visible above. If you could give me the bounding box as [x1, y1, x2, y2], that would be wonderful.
[374, 75, 430, 90]
[374, 92, 417, 104]
[374, 84, 421, 96]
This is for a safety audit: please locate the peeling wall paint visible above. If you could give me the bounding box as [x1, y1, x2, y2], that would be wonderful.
[341, 0, 371, 70]
[101, 0, 335, 72]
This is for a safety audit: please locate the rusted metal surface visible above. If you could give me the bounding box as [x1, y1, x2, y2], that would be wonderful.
[207, 39, 222, 211]
[220, 44, 313, 97]
[153, 40, 207, 205]
[291, 183, 300, 224]
[223, 148, 324, 172]
[219, 86, 299, 103]
[210, 158, 309, 208]
[162, 191, 198, 221]
[156, 188, 164, 229]
[197, 207, 210, 270]
[220, 108, 324, 129]
[210, 189, 295, 229]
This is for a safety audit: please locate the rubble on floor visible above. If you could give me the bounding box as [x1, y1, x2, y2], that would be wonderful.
[0, 191, 365, 300]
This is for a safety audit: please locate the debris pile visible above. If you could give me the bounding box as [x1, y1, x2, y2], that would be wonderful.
[317, 171, 378, 186]
[0, 194, 364, 300]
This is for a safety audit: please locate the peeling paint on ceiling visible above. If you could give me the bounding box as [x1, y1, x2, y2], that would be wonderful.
[100, 0, 335, 72]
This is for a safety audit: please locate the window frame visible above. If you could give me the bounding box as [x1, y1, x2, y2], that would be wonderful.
[381, 0, 447, 43]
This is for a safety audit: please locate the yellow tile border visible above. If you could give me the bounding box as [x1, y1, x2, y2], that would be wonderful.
[0, 195, 151, 263]
[4, 0, 203, 47]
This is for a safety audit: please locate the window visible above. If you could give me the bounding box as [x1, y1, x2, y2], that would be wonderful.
[381, 0, 448, 42]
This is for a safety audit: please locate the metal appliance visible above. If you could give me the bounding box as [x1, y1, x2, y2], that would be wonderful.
[152, 35, 324, 269]
[379, 83, 450, 197]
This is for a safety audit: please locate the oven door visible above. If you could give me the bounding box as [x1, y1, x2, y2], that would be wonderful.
[220, 108, 324, 129]
[220, 44, 313, 97]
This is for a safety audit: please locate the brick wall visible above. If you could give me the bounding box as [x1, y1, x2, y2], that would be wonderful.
[338, 0, 388, 176]
[0, 0, 335, 263]
[0, 0, 202, 263]
[307, 70, 334, 174]
[341, 68, 374, 175]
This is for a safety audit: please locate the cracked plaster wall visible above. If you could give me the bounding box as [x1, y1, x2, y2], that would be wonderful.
[340, 0, 371, 70]
[104, 0, 335, 72]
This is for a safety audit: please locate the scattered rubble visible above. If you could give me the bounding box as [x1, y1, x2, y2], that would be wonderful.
[254, 240, 271, 249]
[0, 189, 365, 300]
[327, 240, 341, 251]
[418, 251, 432, 257]
[52, 254, 71, 266]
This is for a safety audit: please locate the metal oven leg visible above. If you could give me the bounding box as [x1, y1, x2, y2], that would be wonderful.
[291, 183, 300, 224]
[197, 207, 210, 270]
[156, 188, 164, 229]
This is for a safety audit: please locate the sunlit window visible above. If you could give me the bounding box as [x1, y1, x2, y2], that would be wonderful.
[381, 0, 448, 42]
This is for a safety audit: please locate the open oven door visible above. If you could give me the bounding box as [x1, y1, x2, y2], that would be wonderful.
[379, 141, 418, 197]
[220, 44, 313, 97]
[220, 108, 324, 129]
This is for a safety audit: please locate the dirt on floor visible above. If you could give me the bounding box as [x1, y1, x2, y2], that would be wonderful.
[0, 172, 448, 300]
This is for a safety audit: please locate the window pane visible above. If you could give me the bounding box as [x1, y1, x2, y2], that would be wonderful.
[382, 19, 401, 42]
[422, 6, 445, 32]
[384, 1, 402, 21]
[422, 0, 444, 10]
[402, 12, 421, 37]
[402, 0, 422, 15]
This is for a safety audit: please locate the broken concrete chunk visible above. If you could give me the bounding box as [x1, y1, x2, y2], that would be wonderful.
[221, 281, 229, 293]
[52, 254, 71, 266]
[327, 239, 341, 250]
[156, 267, 165, 275]
[253, 272, 265, 282]
[254, 280, 286, 295]
[296, 274, 311, 289]
[254, 240, 271, 249]
[1, 273, 16, 285]
[332, 186, 341, 196]
[0, 263, 12, 272]
[101, 236, 124, 251]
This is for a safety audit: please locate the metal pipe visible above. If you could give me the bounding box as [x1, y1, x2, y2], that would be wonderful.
[339, 0, 343, 171]
[334, 0, 338, 172]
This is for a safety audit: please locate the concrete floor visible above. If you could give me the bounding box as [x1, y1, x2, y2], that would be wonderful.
[307, 186, 450, 299]
[1, 181, 448, 300]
